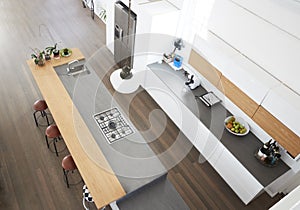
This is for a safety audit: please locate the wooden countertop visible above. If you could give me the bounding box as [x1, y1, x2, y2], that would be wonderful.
[27, 48, 126, 209]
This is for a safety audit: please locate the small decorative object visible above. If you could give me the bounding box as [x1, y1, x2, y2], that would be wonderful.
[53, 49, 60, 59]
[44, 53, 51, 61]
[171, 38, 184, 57]
[184, 72, 201, 90]
[45, 43, 58, 60]
[120, 65, 133, 79]
[60, 48, 72, 57]
[197, 91, 221, 107]
[224, 116, 250, 136]
[63, 48, 69, 56]
[173, 55, 183, 68]
[31, 48, 45, 66]
[163, 38, 184, 63]
[255, 140, 281, 167]
[163, 53, 173, 63]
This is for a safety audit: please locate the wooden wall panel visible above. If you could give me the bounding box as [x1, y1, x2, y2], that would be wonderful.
[188, 49, 222, 87]
[218, 75, 259, 117]
[253, 106, 300, 158]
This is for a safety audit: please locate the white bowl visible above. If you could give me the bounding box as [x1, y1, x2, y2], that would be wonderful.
[224, 116, 250, 136]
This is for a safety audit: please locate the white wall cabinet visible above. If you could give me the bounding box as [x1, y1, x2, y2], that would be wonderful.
[193, 24, 300, 162]
[261, 84, 300, 139]
[231, 0, 300, 39]
[193, 34, 281, 106]
[208, 0, 300, 94]
[166, 0, 184, 9]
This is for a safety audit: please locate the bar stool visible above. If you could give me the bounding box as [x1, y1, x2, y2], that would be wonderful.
[83, 185, 105, 210]
[33, 99, 51, 127]
[45, 125, 65, 156]
[62, 155, 79, 188]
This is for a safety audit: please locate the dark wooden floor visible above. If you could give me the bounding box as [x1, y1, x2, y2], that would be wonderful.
[0, 0, 283, 209]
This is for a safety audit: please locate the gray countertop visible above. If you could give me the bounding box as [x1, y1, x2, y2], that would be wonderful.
[148, 61, 290, 187]
[54, 60, 167, 193]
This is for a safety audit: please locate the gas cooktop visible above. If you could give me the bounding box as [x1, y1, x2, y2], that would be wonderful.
[93, 107, 134, 144]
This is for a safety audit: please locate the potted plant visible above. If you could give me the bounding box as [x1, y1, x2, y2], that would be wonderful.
[45, 43, 58, 60]
[31, 48, 45, 66]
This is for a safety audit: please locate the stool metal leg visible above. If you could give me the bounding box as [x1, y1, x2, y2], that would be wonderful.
[45, 135, 50, 148]
[45, 135, 65, 157]
[63, 168, 70, 188]
[34, 110, 51, 127]
[53, 138, 58, 156]
[33, 111, 39, 127]
[42, 110, 50, 126]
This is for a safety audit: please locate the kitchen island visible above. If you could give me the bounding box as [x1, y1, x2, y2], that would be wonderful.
[27, 49, 125, 208]
[145, 61, 290, 204]
[53, 60, 168, 192]
[27, 48, 188, 209]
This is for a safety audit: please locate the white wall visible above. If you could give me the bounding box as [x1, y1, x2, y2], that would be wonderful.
[207, 0, 300, 94]
[231, 0, 300, 39]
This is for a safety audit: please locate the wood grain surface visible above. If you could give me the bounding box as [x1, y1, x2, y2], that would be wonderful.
[0, 0, 283, 209]
[188, 49, 222, 87]
[253, 106, 300, 158]
[218, 75, 259, 117]
[27, 48, 125, 209]
[189, 48, 259, 117]
[189, 48, 299, 157]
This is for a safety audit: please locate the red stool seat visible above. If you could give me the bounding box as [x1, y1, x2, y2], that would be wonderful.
[62, 155, 77, 171]
[45, 125, 64, 156]
[62, 155, 80, 188]
[33, 100, 48, 111]
[46, 125, 61, 138]
[33, 99, 51, 127]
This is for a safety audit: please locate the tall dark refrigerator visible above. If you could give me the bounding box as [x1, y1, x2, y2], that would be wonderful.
[114, 1, 137, 69]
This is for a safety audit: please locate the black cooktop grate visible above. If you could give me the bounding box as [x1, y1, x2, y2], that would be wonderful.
[93, 107, 134, 144]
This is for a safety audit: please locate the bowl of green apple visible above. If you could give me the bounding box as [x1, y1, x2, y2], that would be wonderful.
[224, 116, 250, 136]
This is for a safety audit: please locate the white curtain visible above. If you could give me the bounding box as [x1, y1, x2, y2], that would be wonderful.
[175, 0, 216, 43]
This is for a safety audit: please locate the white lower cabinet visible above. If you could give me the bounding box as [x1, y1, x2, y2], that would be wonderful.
[145, 70, 200, 141]
[145, 70, 182, 125]
[144, 68, 263, 204]
[202, 134, 225, 166]
[214, 148, 264, 204]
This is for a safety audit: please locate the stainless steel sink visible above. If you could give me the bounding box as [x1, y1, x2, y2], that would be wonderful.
[67, 60, 88, 75]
